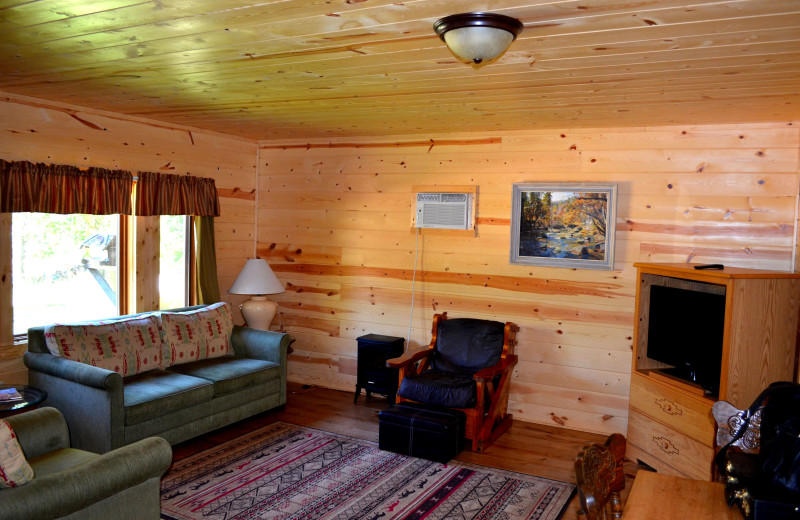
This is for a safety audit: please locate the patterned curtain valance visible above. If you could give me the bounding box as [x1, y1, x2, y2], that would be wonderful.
[135, 171, 220, 217]
[0, 160, 133, 215]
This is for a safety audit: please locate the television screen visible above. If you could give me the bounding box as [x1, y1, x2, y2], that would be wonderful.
[646, 284, 726, 395]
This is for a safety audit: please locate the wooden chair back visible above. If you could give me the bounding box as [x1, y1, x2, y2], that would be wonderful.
[575, 433, 626, 520]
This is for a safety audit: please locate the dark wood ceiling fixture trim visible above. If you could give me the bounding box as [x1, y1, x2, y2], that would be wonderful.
[433, 13, 524, 41]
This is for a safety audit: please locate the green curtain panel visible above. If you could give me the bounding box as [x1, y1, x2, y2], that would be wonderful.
[0, 159, 133, 215]
[195, 215, 221, 304]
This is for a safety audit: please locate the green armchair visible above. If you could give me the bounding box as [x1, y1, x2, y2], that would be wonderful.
[0, 407, 172, 520]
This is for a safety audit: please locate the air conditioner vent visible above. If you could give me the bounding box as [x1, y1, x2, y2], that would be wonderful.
[417, 193, 441, 203]
[415, 192, 471, 229]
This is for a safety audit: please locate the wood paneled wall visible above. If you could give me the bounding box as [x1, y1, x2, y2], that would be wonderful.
[258, 123, 800, 435]
[1, 90, 797, 436]
[0, 92, 257, 384]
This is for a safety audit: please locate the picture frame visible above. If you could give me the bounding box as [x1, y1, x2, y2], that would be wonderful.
[510, 183, 617, 270]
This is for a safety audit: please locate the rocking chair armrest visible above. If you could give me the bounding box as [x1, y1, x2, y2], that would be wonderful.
[386, 348, 431, 368]
[474, 354, 518, 381]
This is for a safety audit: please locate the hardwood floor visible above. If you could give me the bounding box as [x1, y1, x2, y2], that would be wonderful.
[171, 382, 632, 518]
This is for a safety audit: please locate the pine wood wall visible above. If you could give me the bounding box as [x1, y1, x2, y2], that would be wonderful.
[258, 123, 800, 435]
[1, 90, 798, 436]
[0, 93, 257, 384]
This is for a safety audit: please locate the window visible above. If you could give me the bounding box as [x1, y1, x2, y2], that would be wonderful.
[12, 213, 194, 335]
[159, 215, 190, 310]
[12, 213, 122, 334]
[2, 161, 217, 340]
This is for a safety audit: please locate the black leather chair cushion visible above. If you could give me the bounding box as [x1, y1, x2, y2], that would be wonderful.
[398, 369, 477, 408]
[431, 318, 505, 375]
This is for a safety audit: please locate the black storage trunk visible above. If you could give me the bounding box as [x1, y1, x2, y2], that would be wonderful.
[378, 402, 466, 463]
[354, 334, 404, 404]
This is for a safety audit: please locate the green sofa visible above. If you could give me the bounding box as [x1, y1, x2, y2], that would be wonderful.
[24, 305, 292, 454]
[0, 407, 172, 520]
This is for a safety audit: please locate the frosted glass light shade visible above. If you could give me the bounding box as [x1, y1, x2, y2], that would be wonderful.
[442, 26, 515, 64]
[229, 259, 284, 295]
[434, 12, 523, 66]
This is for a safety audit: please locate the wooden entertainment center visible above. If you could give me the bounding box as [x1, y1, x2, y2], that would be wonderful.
[627, 263, 800, 481]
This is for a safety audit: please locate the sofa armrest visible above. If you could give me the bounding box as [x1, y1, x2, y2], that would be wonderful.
[23, 352, 122, 391]
[5, 407, 70, 460]
[230, 325, 292, 364]
[24, 352, 125, 453]
[0, 436, 172, 520]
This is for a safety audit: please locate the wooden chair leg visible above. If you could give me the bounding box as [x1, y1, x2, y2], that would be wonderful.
[475, 369, 514, 452]
[610, 491, 622, 519]
[473, 380, 485, 452]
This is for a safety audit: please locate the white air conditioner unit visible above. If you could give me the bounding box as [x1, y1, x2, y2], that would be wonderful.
[416, 192, 472, 229]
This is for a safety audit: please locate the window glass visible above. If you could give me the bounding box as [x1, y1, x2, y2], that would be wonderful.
[12, 213, 119, 334]
[159, 215, 188, 310]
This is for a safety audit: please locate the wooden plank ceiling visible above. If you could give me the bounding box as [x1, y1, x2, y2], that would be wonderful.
[1, 0, 798, 140]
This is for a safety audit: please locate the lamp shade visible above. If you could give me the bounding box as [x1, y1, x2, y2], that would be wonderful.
[229, 259, 284, 295]
[434, 12, 523, 66]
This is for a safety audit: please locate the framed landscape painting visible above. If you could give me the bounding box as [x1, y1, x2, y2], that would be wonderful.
[510, 183, 617, 270]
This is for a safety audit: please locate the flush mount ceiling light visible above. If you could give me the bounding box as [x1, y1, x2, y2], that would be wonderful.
[433, 12, 524, 66]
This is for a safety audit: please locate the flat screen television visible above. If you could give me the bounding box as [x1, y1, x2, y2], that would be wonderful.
[646, 283, 726, 396]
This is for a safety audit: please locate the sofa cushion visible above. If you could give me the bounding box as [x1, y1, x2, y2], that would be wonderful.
[43, 316, 162, 376]
[191, 302, 234, 360]
[159, 303, 234, 367]
[123, 370, 214, 426]
[160, 312, 204, 367]
[28, 448, 99, 479]
[167, 357, 280, 396]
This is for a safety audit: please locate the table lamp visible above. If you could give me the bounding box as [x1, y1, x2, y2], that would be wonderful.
[228, 259, 285, 330]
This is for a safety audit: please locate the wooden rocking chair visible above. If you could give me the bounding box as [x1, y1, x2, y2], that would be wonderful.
[386, 312, 518, 452]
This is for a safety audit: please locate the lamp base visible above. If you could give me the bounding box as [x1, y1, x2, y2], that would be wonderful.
[240, 296, 278, 330]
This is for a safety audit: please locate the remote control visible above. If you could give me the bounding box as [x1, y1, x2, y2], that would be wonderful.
[693, 264, 724, 270]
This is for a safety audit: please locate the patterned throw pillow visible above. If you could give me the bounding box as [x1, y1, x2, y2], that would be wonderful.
[160, 312, 204, 367]
[160, 303, 234, 367]
[193, 302, 234, 360]
[0, 420, 34, 488]
[43, 316, 162, 376]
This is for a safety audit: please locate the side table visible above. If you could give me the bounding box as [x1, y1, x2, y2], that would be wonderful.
[0, 385, 47, 416]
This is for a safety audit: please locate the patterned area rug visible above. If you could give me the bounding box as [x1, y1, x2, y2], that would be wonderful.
[161, 422, 575, 520]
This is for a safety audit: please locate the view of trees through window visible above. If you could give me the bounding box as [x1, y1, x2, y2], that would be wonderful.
[12, 214, 190, 335]
[159, 215, 188, 310]
[12, 213, 120, 335]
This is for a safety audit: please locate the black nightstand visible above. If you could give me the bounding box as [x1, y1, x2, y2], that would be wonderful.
[354, 334, 405, 405]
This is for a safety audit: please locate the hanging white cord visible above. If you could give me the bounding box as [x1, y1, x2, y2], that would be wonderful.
[406, 226, 420, 352]
[254, 147, 260, 259]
